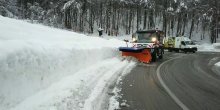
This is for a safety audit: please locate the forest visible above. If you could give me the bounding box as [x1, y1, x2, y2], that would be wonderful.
[0, 0, 219, 43]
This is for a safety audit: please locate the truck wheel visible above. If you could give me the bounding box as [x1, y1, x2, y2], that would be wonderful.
[184, 49, 187, 54]
[151, 52, 157, 62]
[168, 49, 172, 52]
[159, 54, 163, 59]
[162, 48, 165, 54]
[158, 48, 163, 59]
[176, 49, 179, 53]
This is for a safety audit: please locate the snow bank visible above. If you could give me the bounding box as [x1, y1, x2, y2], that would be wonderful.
[0, 16, 135, 110]
[213, 60, 220, 76]
[215, 62, 220, 67]
[108, 60, 136, 110]
[10, 58, 135, 110]
[197, 43, 220, 52]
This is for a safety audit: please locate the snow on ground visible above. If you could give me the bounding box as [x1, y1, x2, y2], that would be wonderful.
[211, 58, 220, 76]
[108, 60, 136, 110]
[0, 16, 136, 110]
[197, 43, 220, 52]
[215, 62, 220, 67]
[102, 35, 132, 41]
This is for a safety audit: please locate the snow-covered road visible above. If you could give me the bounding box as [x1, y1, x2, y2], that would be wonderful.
[0, 16, 136, 110]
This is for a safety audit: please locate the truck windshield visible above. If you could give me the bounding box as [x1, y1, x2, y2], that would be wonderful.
[185, 41, 195, 45]
[137, 33, 155, 43]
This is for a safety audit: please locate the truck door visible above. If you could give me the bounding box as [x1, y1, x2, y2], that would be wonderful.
[181, 41, 186, 48]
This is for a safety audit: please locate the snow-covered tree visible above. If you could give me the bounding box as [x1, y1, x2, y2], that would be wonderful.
[1, 0, 219, 43]
[0, 0, 17, 17]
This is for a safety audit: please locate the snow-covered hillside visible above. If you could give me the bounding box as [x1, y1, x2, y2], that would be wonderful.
[0, 16, 136, 110]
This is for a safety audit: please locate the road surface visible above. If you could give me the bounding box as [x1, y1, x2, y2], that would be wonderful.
[118, 52, 220, 110]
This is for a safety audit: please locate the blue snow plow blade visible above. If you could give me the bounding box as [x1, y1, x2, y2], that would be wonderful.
[119, 47, 145, 53]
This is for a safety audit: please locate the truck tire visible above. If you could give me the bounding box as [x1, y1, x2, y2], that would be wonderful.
[151, 51, 157, 62]
[159, 53, 163, 59]
[168, 48, 172, 52]
[175, 49, 179, 53]
[184, 49, 187, 53]
[158, 48, 163, 59]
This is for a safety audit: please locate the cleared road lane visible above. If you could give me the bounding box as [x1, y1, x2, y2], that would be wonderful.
[118, 52, 220, 110]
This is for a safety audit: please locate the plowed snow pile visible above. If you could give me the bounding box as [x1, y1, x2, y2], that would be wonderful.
[0, 16, 136, 110]
[198, 43, 220, 52]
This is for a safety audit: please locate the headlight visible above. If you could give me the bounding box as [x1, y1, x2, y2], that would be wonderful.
[152, 37, 157, 42]
[132, 38, 137, 42]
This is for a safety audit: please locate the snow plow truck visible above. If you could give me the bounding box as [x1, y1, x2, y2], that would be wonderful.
[119, 30, 164, 63]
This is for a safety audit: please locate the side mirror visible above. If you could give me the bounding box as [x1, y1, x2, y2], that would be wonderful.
[181, 41, 186, 45]
[124, 39, 129, 42]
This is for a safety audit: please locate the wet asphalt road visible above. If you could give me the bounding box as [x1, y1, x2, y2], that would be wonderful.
[118, 52, 220, 110]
